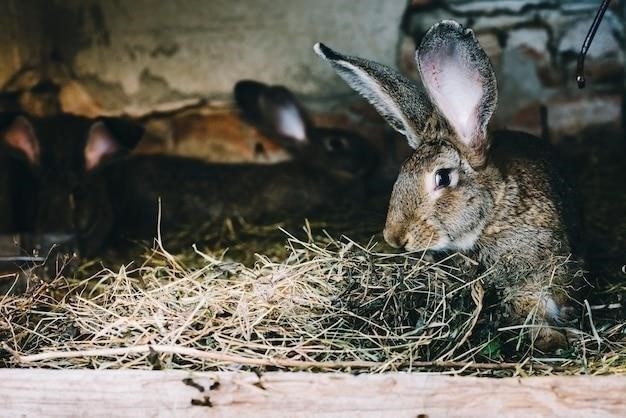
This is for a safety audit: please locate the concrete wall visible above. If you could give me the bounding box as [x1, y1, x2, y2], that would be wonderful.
[0, 0, 406, 116]
[0, 0, 623, 145]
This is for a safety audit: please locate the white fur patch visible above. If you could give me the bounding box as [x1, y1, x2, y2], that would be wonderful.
[543, 297, 561, 322]
[312, 43, 324, 57]
[428, 221, 482, 252]
[449, 228, 481, 251]
[428, 236, 450, 252]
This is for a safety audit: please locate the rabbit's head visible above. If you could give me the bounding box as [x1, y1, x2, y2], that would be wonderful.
[234, 80, 376, 181]
[0, 113, 142, 260]
[315, 20, 499, 252]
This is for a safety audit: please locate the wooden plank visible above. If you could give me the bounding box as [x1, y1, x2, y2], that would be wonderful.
[0, 369, 625, 417]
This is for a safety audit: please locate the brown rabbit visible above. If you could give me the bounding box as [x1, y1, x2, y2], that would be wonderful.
[315, 20, 584, 351]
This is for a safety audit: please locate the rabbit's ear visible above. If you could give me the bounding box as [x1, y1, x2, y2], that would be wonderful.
[257, 86, 311, 146]
[235, 80, 311, 147]
[84, 122, 122, 171]
[314, 43, 431, 150]
[1, 115, 40, 166]
[417, 20, 497, 163]
[84, 119, 141, 171]
[234, 80, 268, 126]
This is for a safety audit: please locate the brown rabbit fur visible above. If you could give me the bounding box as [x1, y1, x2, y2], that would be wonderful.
[316, 20, 583, 351]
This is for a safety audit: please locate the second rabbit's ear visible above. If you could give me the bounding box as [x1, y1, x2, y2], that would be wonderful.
[234, 80, 268, 125]
[234, 81, 311, 148]
[314, 42, 433, 150]
[84, 121, 123, 171]
[1, 115, 40, 166]
[84, 119, 142, 171]
[257, 86, 311, 146]
[417, 20, 497, 165]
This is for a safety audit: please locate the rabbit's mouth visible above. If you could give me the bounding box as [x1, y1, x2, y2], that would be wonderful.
[384, 220, 442, 252]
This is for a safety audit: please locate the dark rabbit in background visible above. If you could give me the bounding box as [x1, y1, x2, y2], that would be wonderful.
[315, 20, 584, 350]
[0, 113, 143, 239]
[74, 81, 377, 255]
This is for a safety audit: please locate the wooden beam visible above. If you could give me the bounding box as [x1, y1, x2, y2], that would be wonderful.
[1, 369, 625, 417]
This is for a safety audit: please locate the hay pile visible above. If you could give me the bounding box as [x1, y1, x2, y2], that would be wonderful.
[1, 226, 625, 376]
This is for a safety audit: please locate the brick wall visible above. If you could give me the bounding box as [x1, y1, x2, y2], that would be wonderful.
[401, 0, 624, 141]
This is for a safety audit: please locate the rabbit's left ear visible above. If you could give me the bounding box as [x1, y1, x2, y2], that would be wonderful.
[314, 42, 433, 150]
[417, 20, 497, 165]
[84, 118, 142, 171]
[1, 115, 40, 166]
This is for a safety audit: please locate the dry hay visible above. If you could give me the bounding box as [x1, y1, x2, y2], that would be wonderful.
[1, 225, 625, 376]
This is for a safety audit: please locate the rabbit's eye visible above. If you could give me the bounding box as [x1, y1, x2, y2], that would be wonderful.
[324, 136, 349, 153]
[435, 169, 452, 189]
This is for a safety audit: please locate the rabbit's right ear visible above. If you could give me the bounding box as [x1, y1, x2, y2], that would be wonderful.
[314, 43, 431, 149]
[257, 86, 311, 146]
[417, 20, 497, 165]
[234, 80, 310, 147]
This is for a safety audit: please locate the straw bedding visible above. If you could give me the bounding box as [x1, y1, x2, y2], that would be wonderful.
[1, 223, 624, 376]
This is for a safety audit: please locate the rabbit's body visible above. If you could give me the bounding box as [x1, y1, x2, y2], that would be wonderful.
[474, 132, 579, 268]
[79, 154, 356, 250]
[102, 157, 342, 222]
[316, 20, 583, 350]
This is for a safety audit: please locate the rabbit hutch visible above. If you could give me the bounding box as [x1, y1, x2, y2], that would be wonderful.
[1, 0, 625, 416]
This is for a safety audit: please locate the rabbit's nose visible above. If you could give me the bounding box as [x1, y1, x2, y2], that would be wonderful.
[383, 226, 408, 249]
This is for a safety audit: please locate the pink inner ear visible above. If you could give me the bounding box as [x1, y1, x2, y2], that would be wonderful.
[3, 116, 40, 165]
[419, 52, 483, 147]
[85, 121, 120, 171]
